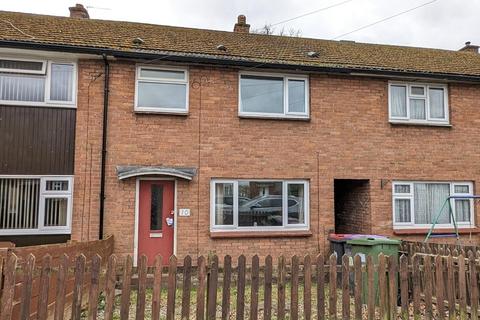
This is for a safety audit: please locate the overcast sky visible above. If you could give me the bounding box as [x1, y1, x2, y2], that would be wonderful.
[3, 0, 480, 50]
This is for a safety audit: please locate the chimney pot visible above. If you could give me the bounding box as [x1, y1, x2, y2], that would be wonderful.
[69, 4, 90, 19]
[459, 41, 479, 54]
[234, 14, 250, 33]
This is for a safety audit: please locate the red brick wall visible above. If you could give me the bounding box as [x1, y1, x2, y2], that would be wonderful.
[73, 59, 480, 260]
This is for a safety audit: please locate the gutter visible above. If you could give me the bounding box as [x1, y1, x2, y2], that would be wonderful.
[1, 40, 480, 83]
[99, 53, 110, 239]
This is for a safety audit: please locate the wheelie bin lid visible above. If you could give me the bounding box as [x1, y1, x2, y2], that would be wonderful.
[328, 234, 355, 242]
[346, 237, 401, 246]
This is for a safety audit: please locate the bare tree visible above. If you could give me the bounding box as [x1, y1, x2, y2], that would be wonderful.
[252, 24, 302, 37]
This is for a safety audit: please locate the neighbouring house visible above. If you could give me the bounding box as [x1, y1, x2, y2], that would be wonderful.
[0, 4, 480, 263]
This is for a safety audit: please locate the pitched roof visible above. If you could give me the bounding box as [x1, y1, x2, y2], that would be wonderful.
[1, 10, 480, 80]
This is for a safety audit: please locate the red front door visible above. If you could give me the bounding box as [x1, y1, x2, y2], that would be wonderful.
[138, 180, 174, 265]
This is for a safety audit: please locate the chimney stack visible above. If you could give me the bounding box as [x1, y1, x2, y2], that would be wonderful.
[234, 15, 250, 33]
[69, 4, 90, 19]
[459, 41, 479, 53]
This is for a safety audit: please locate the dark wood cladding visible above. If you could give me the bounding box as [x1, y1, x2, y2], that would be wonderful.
[0, 105, 75, 175]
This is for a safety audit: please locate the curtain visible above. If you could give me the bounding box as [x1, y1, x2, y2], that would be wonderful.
[50, 64, 73, 102]
[429, 88, 445, 119]
[390, 85, 407, 117]
[414, 183, 450, 224]
[395, 199, 411, 223]
[455, 200, 470, 222]
[410, 99, 426, 119]
[0, 73, 45, 102]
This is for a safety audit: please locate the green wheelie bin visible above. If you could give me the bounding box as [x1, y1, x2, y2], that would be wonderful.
[346, 237, 401, 304]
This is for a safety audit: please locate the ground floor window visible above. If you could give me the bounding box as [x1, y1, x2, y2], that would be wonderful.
[392, 181, 474, 229]
[0, 176, 73, 235]
[211, 179, 309, 231]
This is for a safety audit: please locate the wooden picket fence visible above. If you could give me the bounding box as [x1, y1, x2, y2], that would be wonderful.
[400, 240, 480, 257]
[0, 251, 479, 319]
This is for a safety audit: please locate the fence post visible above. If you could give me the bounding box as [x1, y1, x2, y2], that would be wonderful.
[88, 254, 101, 320]
[316, 254, 325, 320]
[304, 255, 312, 320]
[181, 255, 192, 320]
[152, 255, 163, 320]
[221, 255, 232, 320]
[412, 254, 421, 320]
[166, 255, 178, 320]
[277, 255, 286, 320]
[263, 255, 273, 320]
[353, 254, 362, 320]
[20, 254, 35, 320]
[446, 254, 456, 320]
[38, 254, 53, 320]
[120, 255, 133, 320]
[424, 255, 433, 320]
[103, 255, 117, 320]
[250, 255, 260, 320]
[366, 255, 375, 320]
[378, 253, 387, 320]
[206, 255, 218, 320]
[341, 254, 350, 320]
[196, 256, 206, 320]
[458, 254, 467, 319]
[291, 255, 299, 320]
[388, 255, 398, 320]
[236, 255, 246, 320]
[399, 255, 408, 320]
[435, 255, 445, 319]
[0, 253, 17, 320]
[329, 253, 337, 320]
[468, 251, 478, 319]
[71, 254, 86, 320]
[136, 255, 148, 320]
[54, 254, 69, 320]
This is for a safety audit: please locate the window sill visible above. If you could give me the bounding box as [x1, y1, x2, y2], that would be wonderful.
[210, 230, 312, 239]
[393, 227, 480, 235]
[0, 101, 77, 109]
[134, 109, 188, 116]
[239, 114, 310, 121]
[389, 120, 452, 127]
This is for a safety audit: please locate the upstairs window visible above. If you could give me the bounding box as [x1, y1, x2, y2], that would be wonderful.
[135, 66, 189, 114]
[388, 82, 449, 125]
[239, 72, 309, 119]
[392, 181, 474, 229]
[0, 58, 76, 107]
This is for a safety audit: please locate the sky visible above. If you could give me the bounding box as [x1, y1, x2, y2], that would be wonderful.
[2, 0, 480, 50]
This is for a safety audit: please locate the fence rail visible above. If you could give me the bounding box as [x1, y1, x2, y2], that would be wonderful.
[0, 251, 479, 319]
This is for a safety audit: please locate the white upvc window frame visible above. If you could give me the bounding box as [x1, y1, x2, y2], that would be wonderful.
[238, 71, 310, 119]
[210, 179, 310, 232]
[392, 181, 474, 230]
[0, 175, 73, 235]
[0, 56, 77, 108]
[388, 81, 449, 125]
[0, 57, 47, 74]
[134, 65, 189, 114]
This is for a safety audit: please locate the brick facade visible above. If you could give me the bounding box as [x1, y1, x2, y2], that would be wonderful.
[72, 59, 480, 260]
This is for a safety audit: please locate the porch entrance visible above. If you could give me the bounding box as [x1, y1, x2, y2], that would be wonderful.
[138, 180, 174, 265]
[334, 179, 371, 234]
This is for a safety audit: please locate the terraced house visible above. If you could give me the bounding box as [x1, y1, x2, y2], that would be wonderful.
[0, 4, 479, 264]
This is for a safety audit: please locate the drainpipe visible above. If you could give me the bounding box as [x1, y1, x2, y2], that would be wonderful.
[99, 54, 110, 239]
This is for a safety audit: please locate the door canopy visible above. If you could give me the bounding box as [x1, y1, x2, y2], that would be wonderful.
[116, 166, 196, 181]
